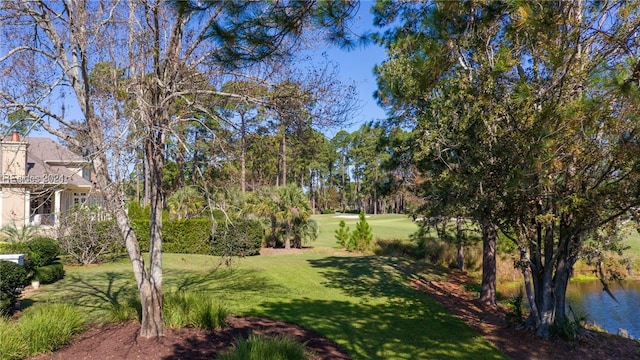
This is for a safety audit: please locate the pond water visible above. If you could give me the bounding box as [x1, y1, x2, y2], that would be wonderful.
[566, 280, 640, 339]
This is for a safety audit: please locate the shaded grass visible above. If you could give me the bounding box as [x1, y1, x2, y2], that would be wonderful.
[25, 252, 506, 359]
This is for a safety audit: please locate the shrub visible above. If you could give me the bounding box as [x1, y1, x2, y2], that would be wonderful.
[133, 218, 215, 254]
[218, 333, 311, 360]
[34, 262, 65, 284]
[348, 211, 373, 251]
[334, 220, 350, 248]
[26, 237, 60, 268]
[0, 260, 27, 316]
[212, 219, 265, 257]
[0, 224, 37, 243]
[163, 291, 229, 330]
[57, 207, 123, 265]
[14, 303, 85, 356]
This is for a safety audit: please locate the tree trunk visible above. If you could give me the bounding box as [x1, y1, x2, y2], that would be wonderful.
[479, 219, 497, 305]
[284, 220, 292, 249]
[456, 217, 464, 271]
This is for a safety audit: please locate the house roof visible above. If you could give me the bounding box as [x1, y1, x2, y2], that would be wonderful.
[0, 136, 92, 188]
[25, 137, 93, 188]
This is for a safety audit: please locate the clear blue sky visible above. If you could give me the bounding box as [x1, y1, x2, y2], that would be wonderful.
[311, 2, 389, 136]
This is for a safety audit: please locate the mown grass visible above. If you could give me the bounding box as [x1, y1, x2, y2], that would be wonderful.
[312, 213, 419, 248]
[25, 246, 506, 359]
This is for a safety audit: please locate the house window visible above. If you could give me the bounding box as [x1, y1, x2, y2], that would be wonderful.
[73, 192, 88, 206]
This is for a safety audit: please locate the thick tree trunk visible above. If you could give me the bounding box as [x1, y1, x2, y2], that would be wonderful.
[479, 219, 497, 305]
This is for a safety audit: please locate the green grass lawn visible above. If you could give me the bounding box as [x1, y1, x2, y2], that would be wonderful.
[312, 213, 419, 248]
[26, 247, 506, 359]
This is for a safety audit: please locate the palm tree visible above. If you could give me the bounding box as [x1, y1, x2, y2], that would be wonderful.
[166, 186, 205, 220]
[276, 185, 312, 249]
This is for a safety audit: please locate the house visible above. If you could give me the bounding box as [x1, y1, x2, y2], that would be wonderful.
[0, 131, 98, 228]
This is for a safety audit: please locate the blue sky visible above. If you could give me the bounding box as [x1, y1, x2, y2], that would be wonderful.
[315, 3, 389, 135]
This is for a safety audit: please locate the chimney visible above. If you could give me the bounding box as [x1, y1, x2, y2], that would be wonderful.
[1, 131, 27, 176]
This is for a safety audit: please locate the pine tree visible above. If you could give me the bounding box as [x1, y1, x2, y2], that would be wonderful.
[349, 211, 373, 251]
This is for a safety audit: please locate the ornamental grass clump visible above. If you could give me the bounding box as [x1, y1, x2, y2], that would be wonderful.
[163, 291, 229, 330]
[218, 333, 311, 360]
[14, 303, 85, 356]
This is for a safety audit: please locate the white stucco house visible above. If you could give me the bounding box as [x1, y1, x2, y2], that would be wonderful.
[0, 131, 98, 228]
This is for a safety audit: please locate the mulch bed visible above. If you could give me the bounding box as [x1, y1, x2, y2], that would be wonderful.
[29, 316, 350, 360]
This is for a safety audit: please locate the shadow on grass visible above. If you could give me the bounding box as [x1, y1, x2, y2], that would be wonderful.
[235, 256, 504, 359]
[251, 298, 503, 360]
[23, 266, 284, 320]
[307, 255, 446, 300]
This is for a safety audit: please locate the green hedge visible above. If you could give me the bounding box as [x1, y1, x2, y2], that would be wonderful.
[132, 216, 264, 256]
[34, 262, 65, 284]
[211, 219, 264, 257]
[132, 218, 215, 254]
[0, 243, 33, 273]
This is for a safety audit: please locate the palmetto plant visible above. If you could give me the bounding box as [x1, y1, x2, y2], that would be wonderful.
[166, 186, 205, 220]
[0, 223, 37, 243]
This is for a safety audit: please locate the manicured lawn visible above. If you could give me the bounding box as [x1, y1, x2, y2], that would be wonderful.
[312, 213, 420, 248]
[26, 250, 506, 359]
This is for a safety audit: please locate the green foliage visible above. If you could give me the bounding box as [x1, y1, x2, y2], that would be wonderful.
[34, 262, 65, 284]
[0, 317, 26, 360]
[0, 224, 37, 243]
[212, 219, 265, 257]
[334, 220, 350, 248]
[127, 201, 150, 220]
[348, 211, 373, 251]
[106, 296, 141, 323]
[133, 218, 214, 254]
[12, 303, 85, 356]
[26, 237, 60, 268]
[163, 291, 229, 331]
[0, 261, 27, 316]
[218, 333, 311, 360]
[166, 186, 205, 220]
[0, 243, 33, 273]
[552, 306, 588, 341]
[373, 239, 420, 259]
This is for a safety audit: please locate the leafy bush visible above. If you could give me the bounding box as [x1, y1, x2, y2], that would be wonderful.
[0, 260, 27, 316]
[163, 291, 229, 330]
[218, 333, 311, 360]
[212, 219, 265, 257]
[34, 262, 65, 284]
[57, 207, 123, 265]
[14, 303, 85, 356]
[133, 218, 215, 254]
[26, 237, 60, 268]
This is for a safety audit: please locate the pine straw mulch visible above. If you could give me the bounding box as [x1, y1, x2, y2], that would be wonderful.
[410, 270, 640, 360]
